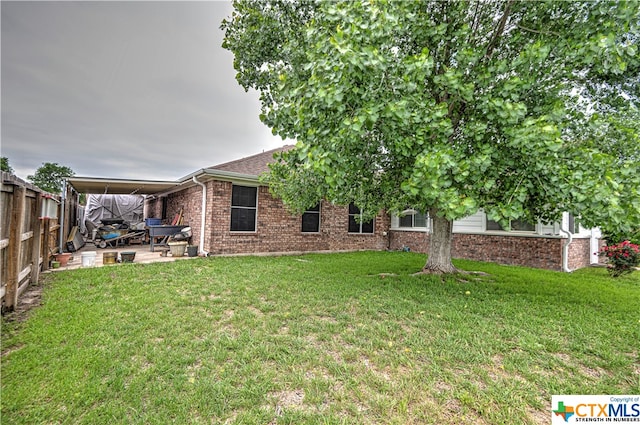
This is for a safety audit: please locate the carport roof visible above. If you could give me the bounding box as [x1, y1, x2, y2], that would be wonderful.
[67, 176, 182, 195]
[67, 145, 294, 196]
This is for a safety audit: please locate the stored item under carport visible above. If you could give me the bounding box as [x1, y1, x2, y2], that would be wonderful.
[168, 241, 187, 257]
[95, 225, 146, 249]
[121, 251, 136, 263]
[147, 225, 189, 252]
[103, 252, 118, 264]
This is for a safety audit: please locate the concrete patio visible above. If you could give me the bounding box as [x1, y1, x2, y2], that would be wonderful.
[47, 242, 201, 272]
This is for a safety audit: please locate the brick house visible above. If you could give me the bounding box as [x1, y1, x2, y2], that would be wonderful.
[141, 145, 600, 271]
[388, 210, 600, 271]
[143, 146, 390, 257]
[68, 145, 601, 271]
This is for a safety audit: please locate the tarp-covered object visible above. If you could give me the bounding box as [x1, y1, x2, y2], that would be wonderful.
[82, 194, 144, 233]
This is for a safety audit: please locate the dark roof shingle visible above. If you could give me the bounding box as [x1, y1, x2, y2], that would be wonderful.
[209, 145, 295, 176]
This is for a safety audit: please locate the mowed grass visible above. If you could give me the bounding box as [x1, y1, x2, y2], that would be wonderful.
[1, 251, 639, 424]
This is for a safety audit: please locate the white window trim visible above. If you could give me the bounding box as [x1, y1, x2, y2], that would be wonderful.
[482, 211, 539, 234]
[390, 210, 430, 232]
[390, 208, 596, 238]
[391, 209, 543, 235]
[484, 220, 538, 233]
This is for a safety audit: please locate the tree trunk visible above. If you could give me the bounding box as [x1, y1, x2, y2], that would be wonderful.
[422, 209, 458, 274]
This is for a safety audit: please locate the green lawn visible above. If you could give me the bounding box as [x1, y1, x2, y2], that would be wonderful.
[2, 252, 639, 424]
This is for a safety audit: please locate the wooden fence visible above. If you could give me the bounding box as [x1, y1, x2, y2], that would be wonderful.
[1, 172, 64, 313]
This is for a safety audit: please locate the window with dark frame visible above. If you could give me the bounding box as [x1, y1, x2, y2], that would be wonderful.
[348, 203, 374, 234]
[230, 185, 257, 232]
[302, 204, 321, 233]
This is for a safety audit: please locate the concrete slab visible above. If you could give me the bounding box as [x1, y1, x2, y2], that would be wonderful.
[47, 242, 201, 272]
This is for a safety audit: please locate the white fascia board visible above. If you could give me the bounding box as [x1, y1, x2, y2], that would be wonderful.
[153, 169, 263, 198]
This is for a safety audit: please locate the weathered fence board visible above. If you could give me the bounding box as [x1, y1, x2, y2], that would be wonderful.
[5, 185, 26, 310]
[1, 172, 65, 313]
[31, 195, 44, 284]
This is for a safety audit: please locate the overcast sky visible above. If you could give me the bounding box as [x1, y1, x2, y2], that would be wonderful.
[1, 1, 286, 181]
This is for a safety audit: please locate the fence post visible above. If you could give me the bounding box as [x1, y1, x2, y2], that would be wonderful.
[30, 194, 43, 284]
[5, 185, 26, 312]
[42, 218, 51, 271]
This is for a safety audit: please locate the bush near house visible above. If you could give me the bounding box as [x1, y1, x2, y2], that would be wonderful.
[602, 228, 640, 246]
[598, 240, 640, 277]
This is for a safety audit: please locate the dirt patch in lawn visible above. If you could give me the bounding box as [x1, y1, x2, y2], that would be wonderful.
[1, 281, 46, 357]
[264, 389, 307, 423]
[2, 281, 45, 323]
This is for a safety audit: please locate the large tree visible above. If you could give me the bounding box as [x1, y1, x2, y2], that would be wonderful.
[28, 162, 75, 195]
[223, 0, 640, 273]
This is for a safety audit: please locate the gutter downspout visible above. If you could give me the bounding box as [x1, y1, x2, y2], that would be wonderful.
[558, 226, 573, 273]
[589, 228, 601, 265]
[192, 176, 208, 256]
[58, 179, 67, 253]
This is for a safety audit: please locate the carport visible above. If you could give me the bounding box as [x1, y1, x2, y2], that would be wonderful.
[66, 176, 182, 196]
[63, 176, 186, 254]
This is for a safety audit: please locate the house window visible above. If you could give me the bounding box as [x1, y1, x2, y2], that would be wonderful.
[486, 218, 504, 231]
[511, 219, 535, 232]
[348, 203, 374, 234]
[568, 213, 580, 234]
[302, 204, 320, 233]
[399, 210, 428, 229]
[486, 217, 535, 232]
[230, 185, 257, 232]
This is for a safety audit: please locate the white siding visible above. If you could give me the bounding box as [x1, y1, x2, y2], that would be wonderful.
[452, 211, 485, 233]
[390, 210, 597, 240]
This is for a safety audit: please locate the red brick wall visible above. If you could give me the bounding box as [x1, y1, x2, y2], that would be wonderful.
[144, 197, 164, 222]
[166, 181, 389, 255]
[388, 230, 596, 271]
[453, 234, 564, 270]
[389, 230, 429, 253]
[567, 238, 592, 270]
[165, 185, 203, 247]
[156, 179, 596, 271]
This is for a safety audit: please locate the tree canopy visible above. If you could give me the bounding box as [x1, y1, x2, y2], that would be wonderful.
[1, 157, 13, 173]
[28, 162, 75, 195]
[223, 0, 640, 272]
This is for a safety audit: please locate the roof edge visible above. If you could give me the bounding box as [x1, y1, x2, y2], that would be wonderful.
[66, 176, 183, 195]
[68, 176, 179, 185]
[150, 168, 265, 198]
[207, 144, 294, 171]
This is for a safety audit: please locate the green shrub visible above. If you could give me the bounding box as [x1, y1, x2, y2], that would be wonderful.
[597, 240, 640, 277]
[601, 228, 640, 245]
